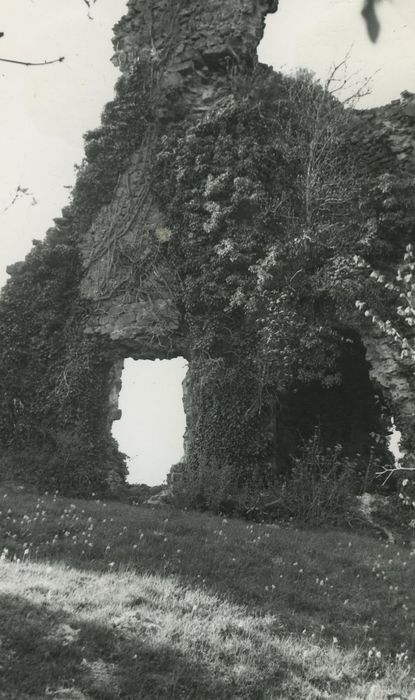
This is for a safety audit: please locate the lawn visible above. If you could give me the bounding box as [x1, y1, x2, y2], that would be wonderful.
[0, 483, 414, 699]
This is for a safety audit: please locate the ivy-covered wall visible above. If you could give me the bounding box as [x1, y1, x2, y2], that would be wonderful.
[1, 0, 414, 504]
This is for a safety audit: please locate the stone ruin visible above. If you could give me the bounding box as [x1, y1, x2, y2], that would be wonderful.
[1, 0, 415, 502]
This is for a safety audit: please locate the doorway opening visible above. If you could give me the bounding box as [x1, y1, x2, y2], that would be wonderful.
[112, 357, 188, 486]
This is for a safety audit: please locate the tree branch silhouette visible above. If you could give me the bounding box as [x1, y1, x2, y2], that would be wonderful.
[0, 56, 64, 67]
[1, 186, 36, 215]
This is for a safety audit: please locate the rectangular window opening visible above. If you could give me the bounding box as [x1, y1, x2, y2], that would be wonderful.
[112, 357, 188, 486]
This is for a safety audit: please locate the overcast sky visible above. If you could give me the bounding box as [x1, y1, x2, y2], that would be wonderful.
[1, 0, 414, 484]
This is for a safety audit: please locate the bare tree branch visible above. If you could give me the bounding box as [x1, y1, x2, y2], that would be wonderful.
[0, 56, 64, 67]
[377, 464, 415, 486]
[1, 186, 36, 215]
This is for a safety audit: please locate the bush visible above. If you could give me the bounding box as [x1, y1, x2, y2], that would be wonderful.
[276, 431, 356, 526]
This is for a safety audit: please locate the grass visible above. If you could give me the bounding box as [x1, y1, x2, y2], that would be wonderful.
[0, 483, 414, 699]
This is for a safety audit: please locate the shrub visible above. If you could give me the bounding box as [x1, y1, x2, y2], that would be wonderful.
[276, 431, 356, 526]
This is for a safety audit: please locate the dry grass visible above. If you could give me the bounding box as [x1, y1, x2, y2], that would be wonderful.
[0, 483, 414, 699]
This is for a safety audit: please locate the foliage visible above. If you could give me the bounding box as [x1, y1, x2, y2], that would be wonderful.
[353, 242, 415, 508]
[355, 243, 415, 361]
[0, 231, 126, 493]
[0, 55, 161, 493]
[274, 431, 357, 526]
[1, 56, 410, 503]
[70, 57, 156, 236]
[152, 66, 391, 507]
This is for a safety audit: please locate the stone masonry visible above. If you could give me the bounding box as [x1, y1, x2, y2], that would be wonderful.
[78, 0, 415, 475]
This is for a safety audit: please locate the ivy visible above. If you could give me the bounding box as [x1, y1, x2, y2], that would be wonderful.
[1, 59, 412, 504]
[151, 67, 396, 507]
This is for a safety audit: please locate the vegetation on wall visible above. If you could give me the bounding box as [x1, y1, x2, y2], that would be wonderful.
[71, 57, 157, 236]
[152, 66, 398, 509]
[0, 228, 126, 494]
[1, 52, 413, 507]
[0, 60, 160, 494]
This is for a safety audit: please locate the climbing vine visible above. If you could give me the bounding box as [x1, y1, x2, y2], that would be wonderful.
[0, 58, 161, 494]
[1, 53, 412, 506]
[151, 66, 391, 508]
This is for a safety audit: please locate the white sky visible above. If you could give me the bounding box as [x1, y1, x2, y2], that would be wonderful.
[260, 0, 415, 107]
[1, 0, 414, 485]
[112, 358, 188, 485]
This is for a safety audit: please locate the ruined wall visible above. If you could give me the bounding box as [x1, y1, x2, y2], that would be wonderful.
[80, 0, 279, 360]
[350, 94, 415, 454]
[111, 0, 279, 76]
[76, 0, 280, 482]
[352, 92, 415, 173]
[2, 0, 415, 498]
[55, 0, 415, 488]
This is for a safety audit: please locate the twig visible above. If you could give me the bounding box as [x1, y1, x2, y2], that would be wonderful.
[0, 56, 64, 67]
[376, 464, 415, 486]
[1, 185, 33, 214]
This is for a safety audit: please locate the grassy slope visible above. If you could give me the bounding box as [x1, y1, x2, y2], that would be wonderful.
[0, 484, 414, 699]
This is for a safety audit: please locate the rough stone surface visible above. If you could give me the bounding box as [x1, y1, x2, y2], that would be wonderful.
[79, 0, 280, 445]
[77, 0, 415, 480]
[80, 0, 280, 364]
[361, 329, 415, 454]
[352, 93, 415, 174]
[4, 0, 414, 494]
[350, 95, 415, 453]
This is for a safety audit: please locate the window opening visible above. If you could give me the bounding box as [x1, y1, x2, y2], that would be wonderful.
[112, 357, 188, 486]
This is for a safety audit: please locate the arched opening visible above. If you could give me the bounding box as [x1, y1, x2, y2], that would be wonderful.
[274, 332, 394, 490]
[112, 357, 188, 486]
